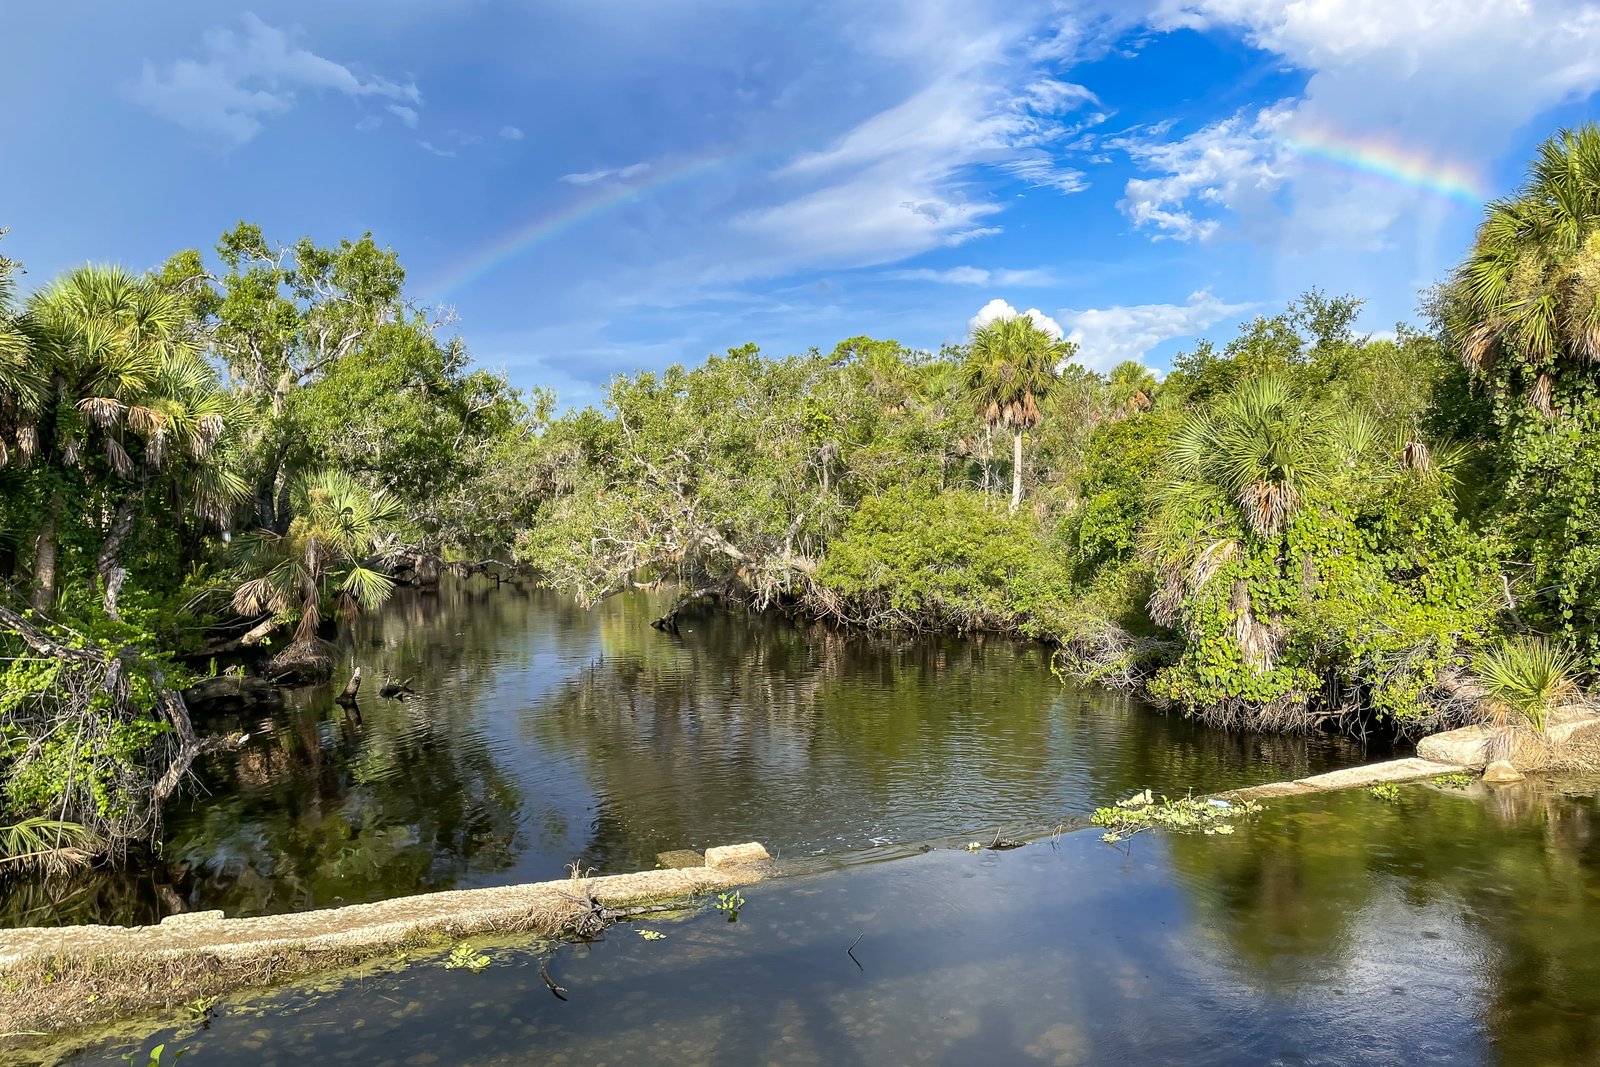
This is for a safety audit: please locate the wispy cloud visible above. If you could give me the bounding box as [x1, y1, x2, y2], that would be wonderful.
[733, 5, 1117, 273]
[387, 104, 419, 129]
[418, 140, 456, 158]
[1137, 0, 1600, 249]
[1112, 105, 1293, 241]
[882, 266, 1052, 286]
[127, 14, 421, 146]
[560, 162, 650, 185]
[499, 125, 524, 141]
[997, 156, 1089, 193]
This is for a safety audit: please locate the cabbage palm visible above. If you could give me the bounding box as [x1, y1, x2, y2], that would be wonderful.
[1454, 124, 1600, 412]
[964, 316, 1070, 512]
[1107, 360, 1158, 413]
[0, 247, 43, 468]
[23, 265, 247, 615]
[232, 469, 406, 676]
[1165, 376, 1332, 539]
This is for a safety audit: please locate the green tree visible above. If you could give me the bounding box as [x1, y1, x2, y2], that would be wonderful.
[1445, 124, 1600, 665]
[964, 315, 1073, 513]
[231, 469, 406, 676]
[1455, 125, 1600, 410]
[21, 266, 240, 613]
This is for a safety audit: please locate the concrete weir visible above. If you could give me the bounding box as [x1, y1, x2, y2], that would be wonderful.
[0, 842, 772, 1046]
[1223, 707, 1600, 801]
[1222, 757, 1472, 801]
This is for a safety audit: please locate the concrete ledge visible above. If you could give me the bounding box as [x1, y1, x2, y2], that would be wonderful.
[705, 842, 771, 869]
[0, 843, 771, 1045]
[1225, 757, 1469, 801]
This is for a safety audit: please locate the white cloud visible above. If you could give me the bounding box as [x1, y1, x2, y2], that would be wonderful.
[883, 266, 1052, 286]
[1113, 104, 1294, 241]
[998, 156, 1089, 193]
[418, 140, 456, 158]
[354, 115, 382, 133]
[1061, 288, 1252, 372]
[499, 125, 524, 141]
[736, 5, 1111, 270]
[1136, 0, 1600, 247]
[387, 104, 419, 128]
[560, 162, 650, 185]
[127, 14, 421, 146]
[969, 297, 1064, 340]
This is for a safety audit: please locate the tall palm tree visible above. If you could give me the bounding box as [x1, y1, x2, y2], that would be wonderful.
[232, 469, 406, 677]
[0, 245, 42, 472]
[21, 265, 244, 614]
[1455, 124, 1600, 412]
[964, 315, 1071, 512]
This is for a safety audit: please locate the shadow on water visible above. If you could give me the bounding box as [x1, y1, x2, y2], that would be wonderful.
[61, 779, 1600, 1066]
[6, 578, 1372, 927]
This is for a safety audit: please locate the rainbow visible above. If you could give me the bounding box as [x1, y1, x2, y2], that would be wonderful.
[422, 155, 729, 299]
[1283, 125, 1489, 206]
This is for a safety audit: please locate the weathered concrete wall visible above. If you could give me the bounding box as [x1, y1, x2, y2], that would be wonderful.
[0, 843, 771, 1046]
[1223, 757, 1471, 801]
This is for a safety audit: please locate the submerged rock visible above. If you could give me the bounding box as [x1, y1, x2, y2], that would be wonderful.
[182, 675, 284, 718]
[1482, 760, 1525, 784]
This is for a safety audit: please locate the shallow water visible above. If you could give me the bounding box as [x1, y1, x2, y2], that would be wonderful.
[63, 778, 1600, 1066]
[5, 579, 1367, 926]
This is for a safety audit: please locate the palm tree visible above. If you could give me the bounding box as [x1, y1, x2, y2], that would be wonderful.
[232, 469, 407, 677]
[1164, 375, 1332, 539]
[1454, 124, 1600, 412]
[21, 265, 247, 615]
[964, 315, 1072, 512]
[0, 243, 43, 470]
[1107, 360, 1158, 413]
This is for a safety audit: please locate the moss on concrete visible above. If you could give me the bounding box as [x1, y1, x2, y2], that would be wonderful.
[0, 844, 771, 1051]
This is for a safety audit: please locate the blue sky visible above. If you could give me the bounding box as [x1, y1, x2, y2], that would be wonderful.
[4, 1, 1599, 407]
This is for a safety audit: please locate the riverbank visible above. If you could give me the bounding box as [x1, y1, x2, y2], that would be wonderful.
[0, 843, 771, 1049]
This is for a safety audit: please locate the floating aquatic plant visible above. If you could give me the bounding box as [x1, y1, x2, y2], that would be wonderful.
[1091, 791, 1263, 844]
[443, 944, 492, 972]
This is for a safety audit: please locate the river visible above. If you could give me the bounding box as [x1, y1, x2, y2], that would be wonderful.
[24, 580, 1600, 1064]
[4, 578, 1368, 928]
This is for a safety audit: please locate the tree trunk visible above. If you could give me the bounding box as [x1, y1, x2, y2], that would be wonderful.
[1009, 429, 1024, 514]
[97, 492, 141, 620]
[981, 425, 994, 498]
[31, 491, 62, 613]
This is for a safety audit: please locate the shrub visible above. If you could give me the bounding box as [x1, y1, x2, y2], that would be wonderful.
[1476, 636, 1581, 732]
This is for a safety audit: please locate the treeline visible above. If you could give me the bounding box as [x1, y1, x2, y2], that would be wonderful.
[0, 223, 541, 862]
[4, 125, 1598, 870]
[521, 125, 1600, 739]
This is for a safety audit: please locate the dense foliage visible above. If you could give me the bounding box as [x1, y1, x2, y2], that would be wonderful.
[5, 125, 1600, 871]
[0, 224, 538, 865]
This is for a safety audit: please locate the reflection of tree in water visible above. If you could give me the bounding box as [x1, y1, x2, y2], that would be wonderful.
[1163, 783, 1600, 1060]
[536, 598, 1363, 874]
[1, 580, 1373, 929]
[3, 579, 558, 926]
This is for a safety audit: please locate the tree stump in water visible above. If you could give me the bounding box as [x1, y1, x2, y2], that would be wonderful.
[335, 667, 362, 708]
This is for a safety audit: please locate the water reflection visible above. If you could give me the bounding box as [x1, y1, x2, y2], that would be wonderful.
[69, 781, 1600, 1066]
[6, 579, 1368, 927]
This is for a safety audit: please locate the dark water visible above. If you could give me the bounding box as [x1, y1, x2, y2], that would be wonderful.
[5, 579, 1366, 927]
[63, 779, 1600, 1066]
